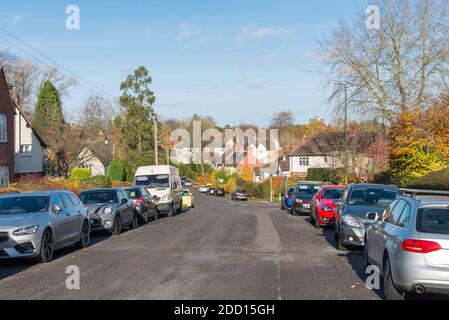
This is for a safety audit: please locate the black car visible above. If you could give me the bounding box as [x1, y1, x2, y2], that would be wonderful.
[231, 189, 248, 201]
[215, 188, 225, 197]
[207, 188, 216, 196]
[124, 186, 159, 223]
[79, 188, 138, 235]
[290, 182, 322, 215]
[334, 184, 399, 251]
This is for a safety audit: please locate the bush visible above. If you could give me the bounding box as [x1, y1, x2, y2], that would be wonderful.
[406, 168, 449, 191]
[85, 176, 112, 189]
[70, 168, 92, 181]
[307, 168, 344, 184]
[241, 182, 258, 197]
[107, 160, 127, 181]
[254, 182, 272, 199]
[372, 171, 391, 184]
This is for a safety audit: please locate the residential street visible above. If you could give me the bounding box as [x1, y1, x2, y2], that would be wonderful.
[0, 190, 379, 300]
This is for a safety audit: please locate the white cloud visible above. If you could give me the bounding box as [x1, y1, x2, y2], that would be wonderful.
[236, 26, 295, 45]
[254, 53, 278, 64]
[11, 14, 24, 24]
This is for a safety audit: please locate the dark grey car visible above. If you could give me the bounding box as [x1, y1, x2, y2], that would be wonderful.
[124, 186, 159, 223]
[79, 188, 137, 235]
[334, 184, 399, 251]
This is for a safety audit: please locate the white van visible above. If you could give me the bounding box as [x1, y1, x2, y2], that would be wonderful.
[134, 165, 183, 216]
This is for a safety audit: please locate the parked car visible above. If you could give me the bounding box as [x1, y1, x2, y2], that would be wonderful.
[310, 185, 346, 228]
[364, 189, 449, 300]
[134, 165, 183, 217]
[184, 180, 193, 187]
[231, 189, 248, 201]
[79, 188, 138, 235]
[207, 188, 216, 196]
[290, 182, 322, 215]
[124, 186, 159, 223]
[334, 184, 399, 251]
[199, 185, 210, 193]
[281, 187, 295, 210]
[0, 191, 90, 263]
[215, 188, 225, 197]
[181, 189, 195, 209]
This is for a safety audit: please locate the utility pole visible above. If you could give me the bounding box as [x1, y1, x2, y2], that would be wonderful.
[343, 83, 348, 185]
[153, 115, 158, 166]
[270, 175, 273, 203]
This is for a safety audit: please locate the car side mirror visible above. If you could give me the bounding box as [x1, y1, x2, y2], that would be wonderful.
[52, 204, 62, 214]
[333, 200, 342, 206]
[366, 212, 379, 221]
[121, 198, 128, 204]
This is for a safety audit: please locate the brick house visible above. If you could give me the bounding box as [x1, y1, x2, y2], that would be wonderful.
[0, 68, 15, 187]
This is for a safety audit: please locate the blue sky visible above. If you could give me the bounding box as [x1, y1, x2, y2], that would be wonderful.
[0, 0, 367, 126]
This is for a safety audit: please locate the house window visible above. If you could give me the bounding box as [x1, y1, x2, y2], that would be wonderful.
[324, 156, 328, 163]
[299, 156, 309, 166]
[0, 114, 6, 143]
[0, 167, 9, 188]
[20, 144, 32, 156]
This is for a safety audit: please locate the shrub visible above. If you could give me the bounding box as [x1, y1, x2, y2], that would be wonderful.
[254, 182, 271, 199]
[107, 160, 127, 181]
[241, 182, 258, 197]
[85, 176, 112, 189]
[70, 168, 92, 181]
[372, 171, 391, 184]
[406, 167, 449, 191]
[307, 168, 344, 184]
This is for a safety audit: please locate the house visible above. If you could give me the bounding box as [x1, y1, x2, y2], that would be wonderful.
[0, 67, 47, 187]
[76, 148, 106, 176]
[287, 130, 377, 178]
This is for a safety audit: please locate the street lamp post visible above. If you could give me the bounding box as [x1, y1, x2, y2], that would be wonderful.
[153, 115, 158, 166]
[104, 136, 109, 174]
[336, 81, 349, 185]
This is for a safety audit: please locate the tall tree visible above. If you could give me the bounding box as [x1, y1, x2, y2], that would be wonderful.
[270, 111, 295, 129]
[33, 80, 65, 143]
[320, 0, 449, 122]
[119, 66, 157, 168]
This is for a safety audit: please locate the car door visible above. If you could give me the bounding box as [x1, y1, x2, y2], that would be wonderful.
[370, 200, 405, 267]
[68, 193, 85, 238]
[118, 190, 133, 223]
[144, 189, 157, 218]
[50, 194, 72, 248]
[59, 192, 80, 242]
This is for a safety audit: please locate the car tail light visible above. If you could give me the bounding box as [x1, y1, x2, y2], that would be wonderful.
[136, 198, 144, 205]
[402, 239, 442, 254]
[286, 194, 290, 199]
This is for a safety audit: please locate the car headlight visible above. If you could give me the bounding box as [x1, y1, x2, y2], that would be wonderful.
[103, 207, 113, 215]
[160, 194, 170, 202]
[13, 225, 39, 236]
[296, 199, 303, 203]
[341, 215, 363, 228]
[321, 204, 333, 212]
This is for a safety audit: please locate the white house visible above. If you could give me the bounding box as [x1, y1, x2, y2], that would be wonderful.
[76, 148, 106, 176]
[13, 105, 47, 176]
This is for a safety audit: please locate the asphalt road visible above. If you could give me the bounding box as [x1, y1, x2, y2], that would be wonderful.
[0, 190, 380, 300]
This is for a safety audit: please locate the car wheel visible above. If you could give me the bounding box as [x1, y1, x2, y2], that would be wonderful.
[309, 211, 315, 224]
[76, 221, 90, 249]
[112, 214, 122, 235]
[383, 257, 404, 300]
[167, 202, 175, 217]
[177, 201, 183, 214]
[337, 234, 347, 251]
[154, 209, 159, 220]
[37, 229, 54, 263]
[131, 212, 139, 229]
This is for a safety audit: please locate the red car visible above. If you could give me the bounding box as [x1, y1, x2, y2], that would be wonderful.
[310, 185, 346, 228]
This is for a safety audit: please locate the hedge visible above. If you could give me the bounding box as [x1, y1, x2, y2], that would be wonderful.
[70, 168, 92, 181]
[406, 168, 449, 191]
[307, 168, 345, 184]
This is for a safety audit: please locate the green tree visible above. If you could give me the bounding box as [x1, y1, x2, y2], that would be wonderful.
[107, 160, 127, 181]
[33, 80, 65, 142]
[119, 66, 157, 169]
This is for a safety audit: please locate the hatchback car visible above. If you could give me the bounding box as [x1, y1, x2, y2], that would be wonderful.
[181, 189, 195, 209]
[290, 182, 322, 215]
[0, 191, 90, 263]
[79, 188, 137, 235]
[198, 185, 210, 193]
[364, 190, 449, 300]
[231, 189, 248, 201]
[207, 188, 216, 196]
[281, 187, 295, 210]
[124, 186, 159, 223]
[334, 184, 399, 251]
[215, 188, 225, 197]
[310, 185, 346, 228]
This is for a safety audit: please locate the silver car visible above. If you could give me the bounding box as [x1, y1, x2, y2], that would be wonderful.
[0, 191, 90, 263]
[364, 189, 449, 299]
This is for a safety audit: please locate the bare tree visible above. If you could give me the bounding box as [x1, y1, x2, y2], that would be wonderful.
[320, 0, 449, 122]
[41, 67, 76, 97]
[270, 111, 295, 129]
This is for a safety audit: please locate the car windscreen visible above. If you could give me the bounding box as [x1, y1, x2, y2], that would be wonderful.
[287, 188, 295, 194]
[348, 188, 397, 206]
[125, 189, 141, 199]
[296, 185, 321, 196]
[417, 208, 449, 235]
[323, 189, 344, 199]
[0, 196, 50, 215]
[135, 175, 170, 188]
[182, 191, 190, 196]
[79, 191, 117, 204]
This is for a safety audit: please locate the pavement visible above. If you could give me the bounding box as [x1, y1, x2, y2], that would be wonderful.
[0, 190, 380, 300]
